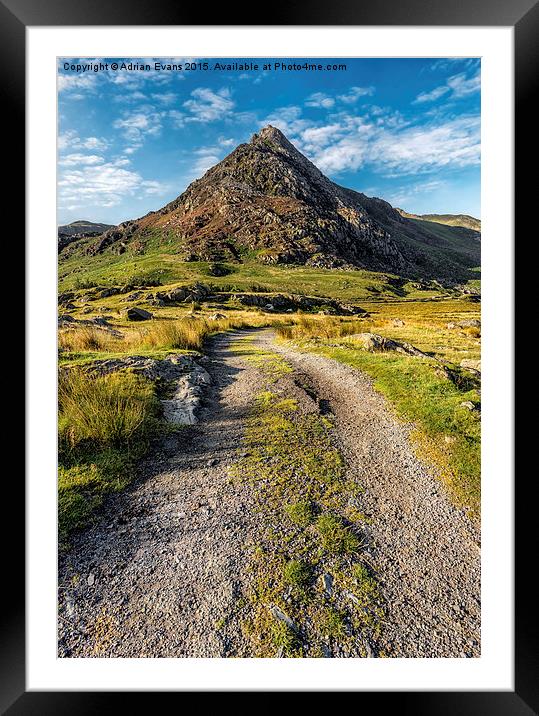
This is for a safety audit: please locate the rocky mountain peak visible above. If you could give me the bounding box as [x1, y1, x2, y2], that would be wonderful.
[76, 126, 480, 281]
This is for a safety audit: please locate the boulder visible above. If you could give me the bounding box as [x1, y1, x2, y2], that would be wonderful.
[460, 359, 481, 372]
[208, 313, 226, 321]
[392, 318, 405, 327]
[351, 333, 428, 358]
[458, 319, 481, 328]
[125, 307, 153, 321]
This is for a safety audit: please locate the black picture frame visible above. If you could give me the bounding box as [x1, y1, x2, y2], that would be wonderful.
[7, 0, 533, 711]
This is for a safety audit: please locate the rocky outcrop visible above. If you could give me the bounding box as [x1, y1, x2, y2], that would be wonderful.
[225, 292, 367, 315]
[125, 307, 153, 321]
[78, 353, 211, 425]
[350, 332, 429, 357]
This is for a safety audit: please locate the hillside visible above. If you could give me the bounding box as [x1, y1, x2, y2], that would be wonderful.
[396, 209, 481, 232]
[59, 126, 480, 284]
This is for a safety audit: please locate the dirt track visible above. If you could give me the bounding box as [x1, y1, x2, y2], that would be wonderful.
[58, 329, 480, 658]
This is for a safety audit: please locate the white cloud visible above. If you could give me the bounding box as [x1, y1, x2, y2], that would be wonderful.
[305, 92, 335, 109]
[385, 179, 446, 208]
[58, 160, 167, 210]
[337, 86, 375, 104]
[261, 106, 313, 138]
[113, 107, 163, 150]
[414, 69, 480, 104]
[59, 154, 104, 167]
[58, 131, 110, 153]
[183, 87, 234, 122]
[58, 74, 97, 94]
[446, 71, 481, 98]
[295, 111, 480, 176]
[152, 92, 178, 105]
[414, 86, 450, 104]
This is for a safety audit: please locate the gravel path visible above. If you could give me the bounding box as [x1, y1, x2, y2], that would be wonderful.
[262, 331, 481, 658]
[58, 329, 480, 658]
[58, 331, 266, 657]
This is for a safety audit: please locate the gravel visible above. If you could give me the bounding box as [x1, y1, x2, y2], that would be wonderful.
[58, 329, 480, 658]
[263, 331, 481, 658]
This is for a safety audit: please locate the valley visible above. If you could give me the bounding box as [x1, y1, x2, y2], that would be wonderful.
[57, 124, 481, 659]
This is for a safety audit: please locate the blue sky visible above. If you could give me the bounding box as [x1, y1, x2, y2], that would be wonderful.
[58, 57, 480, 225]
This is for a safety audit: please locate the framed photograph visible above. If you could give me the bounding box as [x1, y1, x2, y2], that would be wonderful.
[7, 0, 533, 710]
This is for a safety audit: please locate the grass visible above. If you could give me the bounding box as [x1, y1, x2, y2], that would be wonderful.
[315, 514, 361, 555]
[58, 369, 161, 546]
[234, 383, 384, 657]
[284, 500, 316, 527]
[283, 560, 312, 589]
[59, 245, 462, 301]
[275, 300, 481, 517]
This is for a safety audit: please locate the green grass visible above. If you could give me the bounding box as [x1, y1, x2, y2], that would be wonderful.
[288, 342, 480, 517]
[283, 560, 312, 589]
[315, 514, 361, 555]
[58, 369, 161, 546]
[59, 246, 457, 302]
[235, 385, 384, 657]
[284, 500, 316, 527]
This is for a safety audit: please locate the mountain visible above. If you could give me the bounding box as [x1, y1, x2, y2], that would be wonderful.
[396, 209, 481, 232]
[58, 220, 115, 237]
[64, 126, 480, 282]
[58, 220, 116, 254]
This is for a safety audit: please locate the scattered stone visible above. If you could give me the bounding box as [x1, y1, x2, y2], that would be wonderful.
[460, 401, 476, 411]
[125, 307, 153, 321]
[87, 573, 95, 586]
[458, 319, 481, 329]
[351, 333, 428, 358]
[320, 573, 333, 596]
[269, 605, 298, 632]
[392, 318, 405, 327]
[208, 313, 227, 321]
[126, 291, 143, 301]
[446, 322, 457, 329]
[460, 359, 481, 372]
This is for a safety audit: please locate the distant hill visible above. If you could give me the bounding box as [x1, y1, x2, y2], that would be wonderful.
[59, 220, 115, 237]
[58, 220, 115, 254]
[396, 209, 481, 232]
[60, 126, 480, 282]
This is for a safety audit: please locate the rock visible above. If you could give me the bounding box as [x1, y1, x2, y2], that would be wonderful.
[351, 333, 428, 358]
[446, 322, 457, 329]
[162, 365, 211, 425]
[392, 318, 405, 327]
[269, 605, 298, 632]
[125, 307, 153, 321]
[460, 401, 477, 411]
[458, 319, 481, 328]
[208, 313, 226, 321]
[264, 303, 275, 311]
[460, 359, 481, 372]
[320, 573, 333, 596]
[126, 291, 143, 301]
[87, 573, 95, 586]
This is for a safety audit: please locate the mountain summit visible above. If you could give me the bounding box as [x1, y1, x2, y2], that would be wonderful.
[77, 125, 480, 281]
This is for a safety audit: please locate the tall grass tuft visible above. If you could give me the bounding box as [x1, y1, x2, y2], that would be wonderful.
[58, 327, 119, 352]
[276, 315, 367, 341]
[59, 369, 158, 450]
